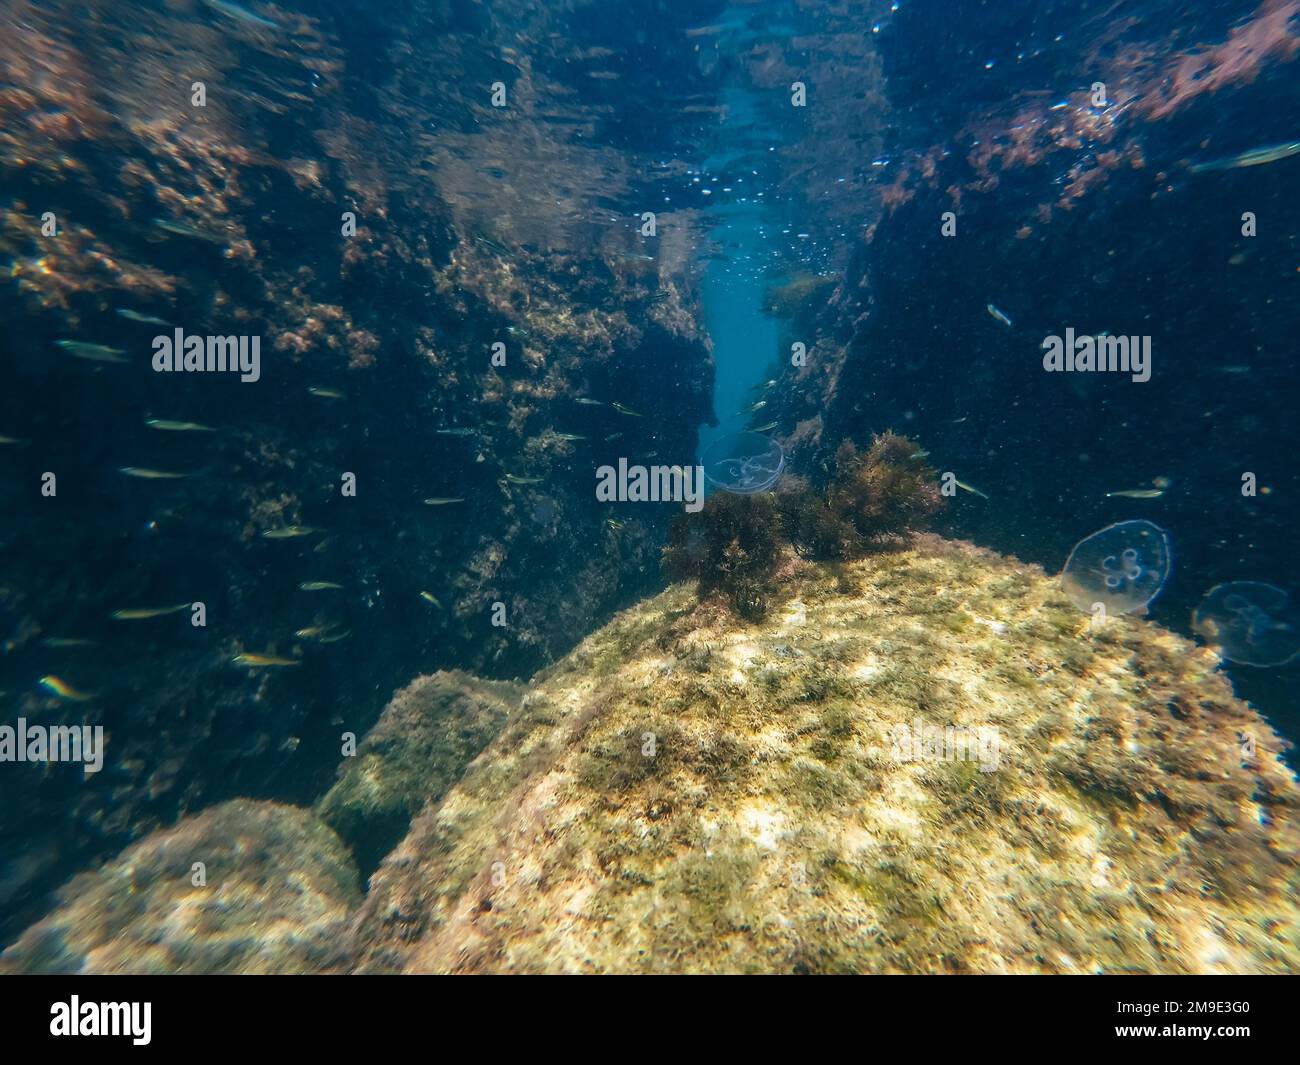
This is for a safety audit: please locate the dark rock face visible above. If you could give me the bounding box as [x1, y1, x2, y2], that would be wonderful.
[0, 0, 718, 943]
[771, 1, 1300, 671]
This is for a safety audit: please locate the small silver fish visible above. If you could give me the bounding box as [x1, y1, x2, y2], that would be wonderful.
[1189, 141, 1300, 174]
[505, 473, 543, 485]
[232, 652, 300, 667]
[954, 479, 990, 500]
[986, 304, 1013, 328]
[576, 398, 606, 407]
[1105, 488, 1164, 499]
[202, 0, 279, 31]
[419, 591, 442, 608]
[112, 604, 191, 620]
[423, 497, 465, 505]
[57, 340, 129, 364]
[153, 217, 225, 242]
[146, 419, 216, 432]
[119, 466, 194, 480]
[261, 525, 318, 539]
[116, 309, 172, 326]
[295, 623, 349, 640]
[296, 624, 330, 639]
[435, 428, 476, 437]
[308, 386, 346, 400]
[38, 675, 95, 702]
[473, 233, 509, 255]
[299, 581, 343, 591]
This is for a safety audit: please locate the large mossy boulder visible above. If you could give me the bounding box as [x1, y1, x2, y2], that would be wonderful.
[0, 800, 360, 974]
[316, 670, 521, 874]
[346, 535, 1300, 974]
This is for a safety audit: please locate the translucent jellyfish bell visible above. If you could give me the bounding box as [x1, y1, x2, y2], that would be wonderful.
[1192, 581, 1300, 667]
[701, 431, 785, 495]
[1060, 520, 1171, 615]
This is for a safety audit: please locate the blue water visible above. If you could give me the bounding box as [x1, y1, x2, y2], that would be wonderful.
[697, 87, 783, 462]
[698, 207, 780, 456]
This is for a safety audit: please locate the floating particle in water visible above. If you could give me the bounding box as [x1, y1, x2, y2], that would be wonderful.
[1192, 582, 1300, 667]
[531, 498, 558, 525]
[1060, 520, 1171, 615]
[701, 431, 785, 495]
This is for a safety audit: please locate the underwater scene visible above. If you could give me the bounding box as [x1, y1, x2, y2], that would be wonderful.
[1, 0, 1299, 982]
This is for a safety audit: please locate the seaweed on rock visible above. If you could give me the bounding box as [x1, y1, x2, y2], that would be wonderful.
[782, 431, 945, 559]
[662, 493, 788, 620]
[665, 431, 944, 616]
[343, 537, 1300, 975]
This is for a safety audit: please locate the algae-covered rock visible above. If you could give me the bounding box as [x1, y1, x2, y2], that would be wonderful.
[0, 800, 360, 975]
[347, 535, 1300, 974]
[316, 670, 522, 872]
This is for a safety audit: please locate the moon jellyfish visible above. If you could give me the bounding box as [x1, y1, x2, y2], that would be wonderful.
[1060, 520, 1171, 615]
[1192, 582, 1300, 667]
[701, 431, 785, 495]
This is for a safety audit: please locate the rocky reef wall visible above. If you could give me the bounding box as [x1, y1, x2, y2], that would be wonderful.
[768, 0, 1299, 589]
[759, 0, 1300, 756]
[0, 0, 719, 941]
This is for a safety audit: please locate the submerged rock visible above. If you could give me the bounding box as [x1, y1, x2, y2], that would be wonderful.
[0, 800, 360, 974]
[347, 535, 1300, 974]
[316, 670, 522, 873]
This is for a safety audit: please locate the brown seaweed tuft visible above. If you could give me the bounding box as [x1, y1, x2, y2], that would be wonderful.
[787, 431, 945, 559]
[665, 431, 944, 614]
[662, 493, 787, 619]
